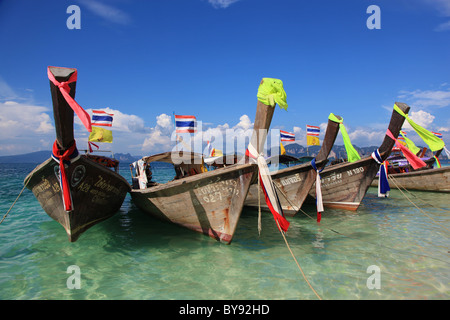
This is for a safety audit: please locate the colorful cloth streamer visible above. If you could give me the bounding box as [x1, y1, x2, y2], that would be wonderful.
[385, 129, 426, 170]
[444, 146, 450, 159]
[247, 143, 290, 233]
[311, 158, 324, 222]
[399, 131, 421, 155]
[256, 78, 288, 110]
[88, 141, 99, 153]
[371, 149, 390, 197]
[47, 66, 92, 132]
[51, 140, 80, 212]
[393, 104, 444, 152]
[328, 113, 361, 163]
[434, 156, 441, 168]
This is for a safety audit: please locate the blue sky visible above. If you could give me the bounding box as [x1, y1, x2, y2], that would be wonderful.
[0, 0, 449, 156]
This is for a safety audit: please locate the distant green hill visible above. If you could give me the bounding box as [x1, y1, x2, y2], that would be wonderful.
[283, 143, 449, 161]
[0, 151, 51, 163]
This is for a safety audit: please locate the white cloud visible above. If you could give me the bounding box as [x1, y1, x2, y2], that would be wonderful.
[78, 0, 132, 25]
[348, 128, 383, 146]
[207, 0, 241, 9]
[399, 89, 450, 109]
[140, 113, 175, 153]
[156, 113, 173, 130]
[233, 114, 252, 131]
[418, 0, 450, 31]
[0, 76, 18, 100]
[0, 101, 54, 138]
[406, 110, 435, 128]
[435, 20, 450, 31]
[423, 0, 450, 16]
[394, 87, 450, 144]
[141, 128, 171, 152]
[0, 101, 55, 155]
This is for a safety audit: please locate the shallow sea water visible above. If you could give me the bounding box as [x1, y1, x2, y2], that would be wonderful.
[0, 163, 448, 300]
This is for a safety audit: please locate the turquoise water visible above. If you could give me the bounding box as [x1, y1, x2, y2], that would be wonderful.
[0, 162, 448, 300]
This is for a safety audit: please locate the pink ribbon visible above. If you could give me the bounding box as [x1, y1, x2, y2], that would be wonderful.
[88, 141, 99, 153]
[386, 129, 426, 170]
[47, 66, 92, 132]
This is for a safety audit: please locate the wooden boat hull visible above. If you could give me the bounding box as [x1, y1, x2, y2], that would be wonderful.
[24, 156, 130, 242]
[308, 156, 380, 210]
[244, 115, 341, 216]
[371, 166, 450, 192]
[306, 102, 411, 211]
[130, 164, 256, 244]
[245, 159, 326, 216]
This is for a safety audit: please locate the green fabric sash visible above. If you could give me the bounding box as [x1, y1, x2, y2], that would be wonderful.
[394, 104, 444, 152]
[328, 113, 361, 163]
[257, 78, 288, 109]
[399, 131, 421, 155]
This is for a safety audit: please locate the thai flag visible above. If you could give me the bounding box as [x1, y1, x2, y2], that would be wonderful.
[306, 125, 320, 136]
[280, 130, 295, 142]
[175, 115, 197, 133]
[432, 132, 443, 139]
[92, 110, 113, 127]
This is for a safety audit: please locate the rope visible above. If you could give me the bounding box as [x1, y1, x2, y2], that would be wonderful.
[258, 172, 262, 236]
[273, 182, 448, 263]
[0, 183, 28, 225]
[388, 174, 450, 212]
[258, 174, 322, 299]
[388, 175, 449, 233]
[275, 219, 322, 300]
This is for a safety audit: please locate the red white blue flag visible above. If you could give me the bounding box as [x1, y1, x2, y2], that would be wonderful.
[92, 110, 114, 127]
[432, 131, 443, 139]
[175, 115, 197, 133]
[280, 130, 295, 142]
[306, 125, 320, 136]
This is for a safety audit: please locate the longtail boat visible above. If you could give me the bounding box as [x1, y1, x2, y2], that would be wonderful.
[129, 78, 285, 243]
[371, 137, 450, 192]
[371, 164, 450, 192]
[244, 113, 342, 216]
[24, 66, 131, 242]
[307, 102, 411, 211]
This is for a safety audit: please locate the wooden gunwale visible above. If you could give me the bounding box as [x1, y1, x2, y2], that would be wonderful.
[129, 83, 279, 243]
[244, 115, 341, 216]
[307, 102, 411, 211]
[24, 66, 130, 242]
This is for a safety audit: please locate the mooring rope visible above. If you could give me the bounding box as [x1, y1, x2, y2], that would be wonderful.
[273, 182, 448, 263]
[0, 183, 28, 225]
[388, 175, 449, 233]
[275, 219, 322, 300]
[258, 172, 262, 236]
[259, 183, 322, 299]
[388, 174, 450, 212]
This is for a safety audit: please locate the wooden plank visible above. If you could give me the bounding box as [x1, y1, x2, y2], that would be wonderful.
[48, 66, 77, 150]
[244, 115, 341, 216]
[308, 102, 411, 211]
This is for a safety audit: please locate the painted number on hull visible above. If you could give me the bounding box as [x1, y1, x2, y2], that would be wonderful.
[198, 180, 239, 203]
[346, 167, 364, 176]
